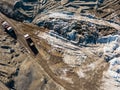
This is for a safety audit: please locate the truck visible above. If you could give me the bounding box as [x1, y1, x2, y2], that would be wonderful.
[24, 34, 39, 55]
[1, 21, 17, 39]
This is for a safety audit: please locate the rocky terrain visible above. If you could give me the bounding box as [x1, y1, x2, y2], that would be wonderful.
[0, 0, 120, 90]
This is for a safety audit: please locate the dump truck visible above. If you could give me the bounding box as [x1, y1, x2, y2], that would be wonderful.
[24, 34, 39, 55]
[1, 21, 17, 39]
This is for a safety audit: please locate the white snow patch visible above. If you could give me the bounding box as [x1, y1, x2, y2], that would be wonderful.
[49, 12, 73, 19]
[108, 58, 120, 82]
[38, 32, 80, 50]
[104, 42, 119, 54]
[100, 35, 120, 87]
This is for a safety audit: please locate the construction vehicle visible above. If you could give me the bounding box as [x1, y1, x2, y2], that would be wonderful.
[1, 21, 17, 39]
[24, 34, 39, 55]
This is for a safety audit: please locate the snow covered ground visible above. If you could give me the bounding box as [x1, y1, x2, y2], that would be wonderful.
[98, 35, 120, 88]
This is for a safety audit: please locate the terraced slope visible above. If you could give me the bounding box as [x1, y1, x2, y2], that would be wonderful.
[90, 0, 120, 24]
